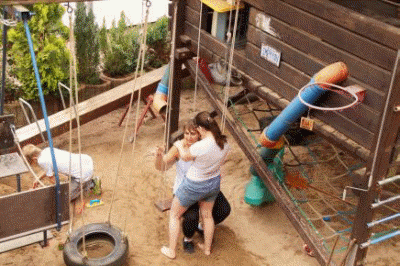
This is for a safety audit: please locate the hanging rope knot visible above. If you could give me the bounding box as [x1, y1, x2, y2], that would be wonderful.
[66, 3, 73, 14]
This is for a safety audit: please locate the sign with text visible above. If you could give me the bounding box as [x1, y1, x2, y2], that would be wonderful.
[261, 44, 281, 67]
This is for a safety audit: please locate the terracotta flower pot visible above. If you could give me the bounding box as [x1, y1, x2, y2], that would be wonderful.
[100, 72, 136, 88]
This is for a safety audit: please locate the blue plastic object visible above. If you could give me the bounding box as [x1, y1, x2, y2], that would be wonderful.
[244, 175, 274, 206]
[155, 64, 170, 95]
[245, 148, 285, 206]
[264, 78, 324, 141]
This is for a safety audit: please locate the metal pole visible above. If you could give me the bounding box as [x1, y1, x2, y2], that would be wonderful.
[368, 213, 400, 228]
[23, 15, 62, 230]
[360, 230, 400, 249]
[1, 9, 8, 115]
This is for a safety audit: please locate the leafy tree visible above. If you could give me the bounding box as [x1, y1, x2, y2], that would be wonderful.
[74, 3, 100, 84]
[7, 4, 69, 100]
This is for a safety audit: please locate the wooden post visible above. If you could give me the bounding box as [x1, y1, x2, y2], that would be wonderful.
[351, 51, 400, 265]
[166, 0, 187, 143]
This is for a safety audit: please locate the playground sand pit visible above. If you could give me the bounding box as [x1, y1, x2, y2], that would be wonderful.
[1, 86, 400, 265]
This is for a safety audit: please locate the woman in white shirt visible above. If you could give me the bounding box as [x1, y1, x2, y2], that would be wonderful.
[155, 120, 231, 255]
[161, 111, 229, 259]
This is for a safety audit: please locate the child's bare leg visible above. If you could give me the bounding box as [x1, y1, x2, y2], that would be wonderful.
[161, 197, 187, 259]
[199, 200, 215, 255]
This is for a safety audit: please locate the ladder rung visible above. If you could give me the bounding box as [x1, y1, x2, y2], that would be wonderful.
[368, 213, 400, 228]
[378, 175, 400, 186]
[372, 194, 400, 208]
[361, 230, 400, 249]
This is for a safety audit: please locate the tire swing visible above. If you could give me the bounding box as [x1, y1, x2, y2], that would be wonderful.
[63, 223, 128, 266]
[61, 1, 152, 263]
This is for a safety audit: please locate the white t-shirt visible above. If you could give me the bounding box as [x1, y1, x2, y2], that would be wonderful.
[37, 147, 94, 182]
[186, 136, 229, 181]
[173, 140, 192, 193]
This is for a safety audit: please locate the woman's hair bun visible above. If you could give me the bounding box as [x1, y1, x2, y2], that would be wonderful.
[209, 110, 218, 118]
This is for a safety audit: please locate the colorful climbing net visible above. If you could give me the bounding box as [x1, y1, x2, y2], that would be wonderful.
[217, 84, 400, 263]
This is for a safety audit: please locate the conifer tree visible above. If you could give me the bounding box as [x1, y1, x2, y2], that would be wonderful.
[74, 3, 100, 84]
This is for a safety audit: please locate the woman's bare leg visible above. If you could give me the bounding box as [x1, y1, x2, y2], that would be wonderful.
[198, 200, 215, 255]
[161, 196, 187, 259]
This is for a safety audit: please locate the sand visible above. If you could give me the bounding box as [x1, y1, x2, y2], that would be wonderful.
[0, 86, 399, 266]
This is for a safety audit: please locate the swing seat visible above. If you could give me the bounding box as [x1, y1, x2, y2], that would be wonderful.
[154, 198, 173, 212]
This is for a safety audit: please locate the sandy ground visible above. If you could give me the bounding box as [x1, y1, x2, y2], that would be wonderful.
[1, 85, 399, 266]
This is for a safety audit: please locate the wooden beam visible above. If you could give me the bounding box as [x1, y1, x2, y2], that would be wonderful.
[0, 0, 100, 5]
[167, 0, 187, 140]
[15, 65, 167, 146]
[280, 0, 400, 50]
[351, 51, 400, 264]
[185, 59, 330, 265]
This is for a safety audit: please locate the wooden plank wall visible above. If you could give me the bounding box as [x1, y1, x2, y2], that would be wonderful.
[183, 0, 400, 150]
[0, 183, 69, 240]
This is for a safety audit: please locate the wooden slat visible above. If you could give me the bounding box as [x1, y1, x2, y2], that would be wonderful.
[247, 8, 391, 96]
[0, 0, 98, 4]
[185, 5, 386, 112]
[245, 43, 380, 131]
[245, 24, 386, 113]
[183, 19, 375, 148]
[280, 0, 400, 50]
[229, 0, 397, 71]
[0, 183, 69, 240]
[15, 65, 167, 146]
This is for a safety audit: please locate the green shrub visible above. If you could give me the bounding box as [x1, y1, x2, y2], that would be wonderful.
[146, 16, 170, 68]
[102, 12, 140, 77]
[7, 4, 69, 100]
[101, 15, 170, 76]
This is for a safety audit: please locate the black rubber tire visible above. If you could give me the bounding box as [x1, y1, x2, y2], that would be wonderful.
[63, 223, 129, 266]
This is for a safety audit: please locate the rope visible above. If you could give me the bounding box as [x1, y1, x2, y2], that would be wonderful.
[107, 0, 151, 225]
[67, 8, 76, 234]
[158, 0, 179, 200]
[10, 125, 45, 187]
[122, 0, 152, 235]
[192, 0, 203, 111]
[221, 0, 241, 133]
[164, 0, 178, 152]
[68, 6, 88, 256]
[0, 12, 17, 27]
